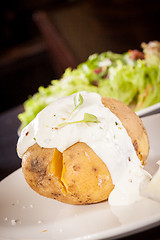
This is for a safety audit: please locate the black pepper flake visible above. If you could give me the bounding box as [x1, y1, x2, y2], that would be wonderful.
[25, 131, 29, 136]
[115, 121, 118, 125]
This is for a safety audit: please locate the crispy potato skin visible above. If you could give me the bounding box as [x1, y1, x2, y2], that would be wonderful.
[22, 97, 149, 204]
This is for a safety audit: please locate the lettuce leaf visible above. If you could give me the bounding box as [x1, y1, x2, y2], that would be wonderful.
[18, 42, 160, 129]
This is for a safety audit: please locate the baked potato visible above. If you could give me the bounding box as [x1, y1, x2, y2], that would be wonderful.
[21, 97, 149, 205]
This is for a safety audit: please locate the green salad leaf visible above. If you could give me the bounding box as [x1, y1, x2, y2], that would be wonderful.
[18, 41, 160, 129]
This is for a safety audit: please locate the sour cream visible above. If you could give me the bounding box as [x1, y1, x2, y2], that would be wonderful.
[17, 91, 151, 206]
[140, 160, 160, 202]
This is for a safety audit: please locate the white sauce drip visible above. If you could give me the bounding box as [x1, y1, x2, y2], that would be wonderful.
[140, 160, 160, 202]
[17, 92, 151, 206]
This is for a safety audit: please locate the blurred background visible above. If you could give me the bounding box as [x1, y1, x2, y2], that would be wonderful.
[0, 0, 160, 113]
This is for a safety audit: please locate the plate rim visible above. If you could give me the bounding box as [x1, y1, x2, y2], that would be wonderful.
[0, 167, 160, 240]
[136, 102, 160, 117]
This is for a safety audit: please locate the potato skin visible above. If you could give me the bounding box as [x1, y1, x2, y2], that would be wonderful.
[62, 142, 114, 204]
[22, 97, 149, 204]
[101, 97, 149, 165]
[22, 144, 65, 201]
[22, 142, 114, 204]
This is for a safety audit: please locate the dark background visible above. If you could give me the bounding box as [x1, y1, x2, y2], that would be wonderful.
[0, 0, 160, 113]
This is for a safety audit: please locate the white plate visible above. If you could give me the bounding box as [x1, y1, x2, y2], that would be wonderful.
[0, 114, 160, 240]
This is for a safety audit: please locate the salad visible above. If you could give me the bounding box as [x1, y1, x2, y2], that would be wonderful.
[18, 41, 160, 129]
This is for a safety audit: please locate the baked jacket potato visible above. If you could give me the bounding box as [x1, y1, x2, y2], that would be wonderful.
[22, 97, 149, 204]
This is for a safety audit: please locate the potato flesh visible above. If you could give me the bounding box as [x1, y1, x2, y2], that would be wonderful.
[48, 148, 63, 184]
[48, 148, 67, 194]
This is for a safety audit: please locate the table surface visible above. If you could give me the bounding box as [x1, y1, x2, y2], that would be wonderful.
[0, 105, 160, 240]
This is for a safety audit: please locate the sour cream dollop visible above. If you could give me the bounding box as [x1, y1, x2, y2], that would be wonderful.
[17, 91, 151, 206]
